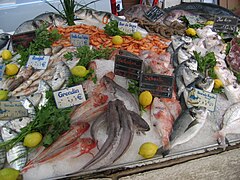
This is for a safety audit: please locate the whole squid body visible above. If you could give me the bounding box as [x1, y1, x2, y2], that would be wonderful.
[158, 107, 209, 156]
[70, 76, 139, 124]
[216, 102, 240, 149]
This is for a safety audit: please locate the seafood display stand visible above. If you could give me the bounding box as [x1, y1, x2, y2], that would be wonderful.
[0, 2, 240, 180]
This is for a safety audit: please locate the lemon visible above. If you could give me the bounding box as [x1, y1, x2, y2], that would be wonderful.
[112, 35, 123, 45]
[205, 21, 214, 25]
[139, 91, 153, 107]
[1, 50, 12, 60]
[133, 31, 142, 40]
[5, 64, 19, 76]
[0, 90, 8, 101]
[23, 132, 43, 148]
[71, 66, 89, 77]
[185, 28, 197, 36]
[139, 142, 158, 159]
[0, 168, 20, 180]
[214, 79, 224, 89]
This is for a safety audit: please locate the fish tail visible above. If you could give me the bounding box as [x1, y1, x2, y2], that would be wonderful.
[215, 131, 227, 150]
[157, 146, 170, 157]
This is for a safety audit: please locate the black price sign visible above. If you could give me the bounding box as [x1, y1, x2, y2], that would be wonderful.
[140, 73, 174, 98]
[144, 6, 165, 22]
[213, 16, 238, 34]
[12, 31, 36, 51]
[114, 55, 143, 80]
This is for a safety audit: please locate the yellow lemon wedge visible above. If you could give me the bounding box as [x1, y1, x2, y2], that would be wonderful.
[139, 91, 153, 107]
[185, 28, 197, 37]
[0, 168, 20, 180]
[5, 64, 19, 76]
[133, 31, 142, 40]
[23, 132, 43, 148]
[1, 50, 12, 60]
[112, 35, 123, 45]
[139, 142, 158, 159]
[71, 66, 89, 77]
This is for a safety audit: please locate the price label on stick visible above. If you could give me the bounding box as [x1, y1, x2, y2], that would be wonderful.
[27, 55, 50, 70]
[187, 88, 217, 112]
[53, 85, 86, 109]
[70, 33, 89, 47]
[0, 101, 28, 120]
[118, 21, 138, 34]
[144, 6, 165, 22]
[213, 16, 238, 34]
[140, 73, 174, 98]
[0, 64, 5, 81]
[114, 55, 143, 80]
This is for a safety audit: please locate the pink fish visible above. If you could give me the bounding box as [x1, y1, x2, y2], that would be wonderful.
[151, 97, 174, 150]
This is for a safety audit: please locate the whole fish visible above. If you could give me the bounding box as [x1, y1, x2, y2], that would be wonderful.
[164, 107, 208, 155]
[1, 127, 27, 170]
[14, 20, 38, 34]
[196, 77, 214, 92]
[0, 33, 10, 50]
[217, 102, 240, 147]
[22, 137, 96, 173]
[82, 101, 121, 170]
[0, 135, 6, 169]
[151, 97, 174, 150]
[20, 98, 36, 116]
[33, 12, 66, 27]
[26, 122, 90, 166]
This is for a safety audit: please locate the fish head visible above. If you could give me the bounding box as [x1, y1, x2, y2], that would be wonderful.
[190, 107, 208, 120]
[37, 80, 51, 93]
[27, 93, 42, 107]
[197, 77, 214, 92]
[1, 127, 17, 141]
[80, 138, 97, 153]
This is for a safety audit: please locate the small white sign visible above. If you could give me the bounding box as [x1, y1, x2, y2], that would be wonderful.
[118, 21, 138, 34]
[70, 33, 89, 47]
[0, 101, 28, 120]
[27, 55, 50, 70]
[53, 85, 86, 109]
[187, 88, 217, 112]
[0, 64, 5, 81]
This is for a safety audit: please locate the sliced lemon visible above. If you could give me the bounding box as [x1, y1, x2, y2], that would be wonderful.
[139, 142, 158, 159]
[23, 132, 43, 148]
[71, 66, 89, 77]
[112, 35, 123, 45]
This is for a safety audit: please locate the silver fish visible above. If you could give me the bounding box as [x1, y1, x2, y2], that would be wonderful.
[163, 10, 193, 26]
[20, 98, 35, 116]
[33, 12, 66, 27]
[37, 80, 51, 109]
[0, 135, 6, 169]
[2, 117, 32, 133]
[1, 127, 27, 170]
[14, 20, 38, 35]
[0, 33, 10, 50]
[197, 77, 214, 92]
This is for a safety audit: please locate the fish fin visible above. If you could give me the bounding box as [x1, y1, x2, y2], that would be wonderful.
[184, 119, 199, 132]
[156, 146, 170, 157]
[215, 131, 228, 150]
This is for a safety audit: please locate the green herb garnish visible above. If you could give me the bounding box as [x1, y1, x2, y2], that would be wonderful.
[128, 80, 140, 96]
[16, 24, 61, 66]
[104, 20, 131, 36]
[0, 91, 72, 150]
[193, 51, 217, 79]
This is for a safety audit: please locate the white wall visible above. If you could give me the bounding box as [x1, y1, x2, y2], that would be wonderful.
[0, 0, 111, 32]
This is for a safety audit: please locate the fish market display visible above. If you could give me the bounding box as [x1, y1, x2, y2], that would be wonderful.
[0, 2, 240, 179]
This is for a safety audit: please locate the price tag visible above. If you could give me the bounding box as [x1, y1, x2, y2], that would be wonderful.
[12, 31, 36, 51]
[0, 101, 28, 120]
[70, 33, 89, 47]
[187, 88, 217, 112]
[118, 21, 138, 34]
[53, 85, 86, 109]
[27, 55, 50, 70]
[213, 16, 238, 34]
[140, 73, 174, 98]
[114, 55, 143, 80]
[0, 64, 5, 81]
[144, 6, 165, 22]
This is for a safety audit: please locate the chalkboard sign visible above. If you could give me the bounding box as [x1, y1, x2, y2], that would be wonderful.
[144, 6, 165, 22]
[114, 55, 143, 80]
[12, 31, 36, 51]
[140, 73, 174, 98]
[213, 16, 238, 33]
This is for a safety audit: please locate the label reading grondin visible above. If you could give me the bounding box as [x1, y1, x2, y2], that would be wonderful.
[27, 55, 50, 70]
[53, 85, 86, 109]
[0, 101, 28, 120]
[187, 88, 217, 112]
